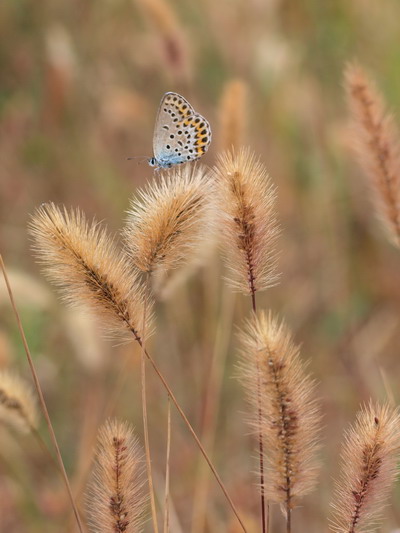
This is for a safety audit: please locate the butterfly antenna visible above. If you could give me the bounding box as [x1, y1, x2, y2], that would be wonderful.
[127, 156, 148, 165]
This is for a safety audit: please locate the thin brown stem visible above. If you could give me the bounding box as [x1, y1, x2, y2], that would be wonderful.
[163, 397, 171, 533]
[190, 288, 236, 533]
[257, 364, 267, 533]
[130, 330, 247, 533]
[0, 255, 85, 533]
[141, 272, 159, 533]
[103, 351, 133, 419]
[30, 425, 60, 474]
[251, 291, 257, 314]
[287, 505, 291, 533]
[251, 292, 267, 533]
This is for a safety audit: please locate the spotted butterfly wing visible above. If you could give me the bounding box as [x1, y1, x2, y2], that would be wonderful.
[150, 92, 212, 169]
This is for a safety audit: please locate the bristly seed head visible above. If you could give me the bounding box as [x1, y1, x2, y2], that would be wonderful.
[330, 402, 400, 533]
[212, 148, 280, 295]
[238, 311, 321, 508]
[345, 62, 400, 248]
[0, 370, 38, 434]
[29, 203, 149, 341]
[123, 164, 214, 281]
[86, 419, 147, 533]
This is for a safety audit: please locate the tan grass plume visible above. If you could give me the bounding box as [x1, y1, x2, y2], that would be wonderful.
[29, 203, 148, 341]
[135, 0, 191, 84]
[218, 79, 248, 151]
[0, 370, 38, 434]
[330, 402, 400, 533]
[238, 312, 321, 516]
[123, 164, 213, 278]
[86, 419, 147, 533]
[345, 62, 400, 247]
[213, 148, 279, 299]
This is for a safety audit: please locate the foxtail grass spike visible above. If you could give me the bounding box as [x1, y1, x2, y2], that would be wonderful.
[345, 62, 400, 247]
[239, 312, 321, 514]
[29, 203, 149, 341]
[330, 402, 400, 533]
[213, 148, 280, 296]
[123, 164, 213, 277]
[87, 419, 147, 533]
[0, 370, 38, 434]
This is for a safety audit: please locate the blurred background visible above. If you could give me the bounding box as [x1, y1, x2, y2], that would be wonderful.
[1, 0, 400, 532]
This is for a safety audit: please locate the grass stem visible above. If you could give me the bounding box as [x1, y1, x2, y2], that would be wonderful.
[251, 291, 268, 533]
[0, 254, 85, 533]
[130, 330, 247, 533]
[141, 272, 159, 533]
[163, 397, 171, 533]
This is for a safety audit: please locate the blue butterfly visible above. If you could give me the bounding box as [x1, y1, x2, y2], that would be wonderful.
[148, 92, 212, 169]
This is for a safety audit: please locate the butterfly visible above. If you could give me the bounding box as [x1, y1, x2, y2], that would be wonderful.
[147, 92, 212, 169]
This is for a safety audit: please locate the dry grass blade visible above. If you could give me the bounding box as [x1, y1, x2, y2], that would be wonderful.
[138, 342, 248, 533]
[0, 369, 38, 434]
[123, 164, 213, 277]
[190, 289, 237, 533]
[345, 62, 400, 247]
[163, 398, 171, 533]
[330, 402, 400, 533]
[238, 311, 321, 524]
[29, 203, 148, 341]
[139, 274, 159, 533]
[0, 254, 85, 533]
[213, 148, 280, 299]
[86, 419, 147, 533]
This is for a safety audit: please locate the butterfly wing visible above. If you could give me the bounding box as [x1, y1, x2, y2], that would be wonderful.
[153, 92, 212, 168]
